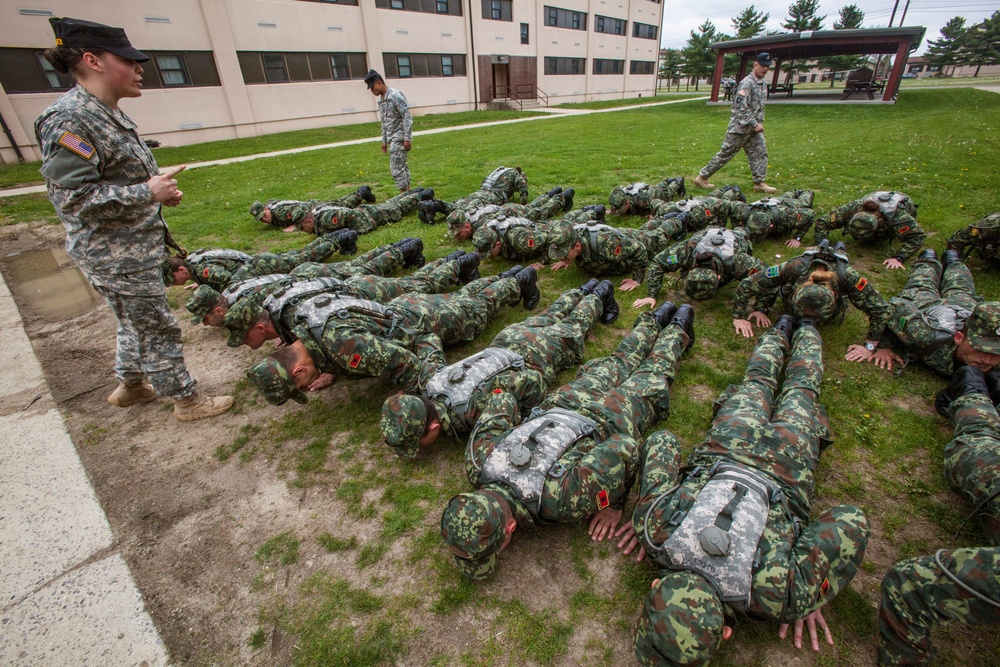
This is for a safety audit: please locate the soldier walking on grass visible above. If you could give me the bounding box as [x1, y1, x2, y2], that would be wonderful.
[365, 69, 413, 192]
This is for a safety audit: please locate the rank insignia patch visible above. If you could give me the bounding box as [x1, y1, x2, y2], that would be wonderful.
[348, 353, 362, 368]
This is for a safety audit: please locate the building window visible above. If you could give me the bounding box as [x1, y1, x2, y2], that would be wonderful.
[383, 53, 467, 78]
[544, 6, 587, 30]
[36, 54, 73, 89]
[629, 60, 655, 75]
[633, 22, 657, 40]
[594, 15, 625, 35]
[154, 54, 189, 86]
[442, 55, 453, 76]
[397, 55, 412, 77]
[437, 0, 449, 11]
[298, 0, 360, 5]
[376, 0, 462, 15]
[521, 22, 529, 44]
[237, 51, 366, 84]
[482, 0, 511, 21]
[330, 55, 350, 79]
[593, 58, 624, 75]
[261, 54, 288, 82]
[544, 56, 585, 75]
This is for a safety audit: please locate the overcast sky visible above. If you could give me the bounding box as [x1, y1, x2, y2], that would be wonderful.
[658, 0, 997, 54]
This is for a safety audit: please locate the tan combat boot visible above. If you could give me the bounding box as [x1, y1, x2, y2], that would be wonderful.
[173, 392, 234, 422]
[107, 382, 157, 407]
[692, 175, 715, 189]
[753, 182, 777, 194]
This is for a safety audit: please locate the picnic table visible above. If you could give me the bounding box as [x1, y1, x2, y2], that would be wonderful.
[768, 82, 794, 98]
[841, 67, 885, 100]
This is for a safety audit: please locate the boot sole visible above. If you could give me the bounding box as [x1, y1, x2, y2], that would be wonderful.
[108, 395, 157, 408]
[174, 401, 235, 422]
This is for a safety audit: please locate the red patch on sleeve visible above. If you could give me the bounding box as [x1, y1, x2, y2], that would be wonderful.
[332, 217, 339, 226]
[898, 225, 910, 234]
[749, 268, 759, 275]
[855, 276, 868, 291]
[492, 388, 502, 394]
[596, 489, 610, 510]
[614, 245, 622, 256]
[348, 353, 362, 368]
[818, 577, 831, 600]
[705, 209, 713, 218]
[527, 238, 535, 248]
[202, 268, 210, 278]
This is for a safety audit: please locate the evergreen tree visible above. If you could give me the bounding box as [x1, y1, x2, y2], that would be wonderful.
[658, 48, 684, 91]
[818, 4, 866, 86]
[781, 0, 826, 82]
[962, 11, 1000, 77]
[732, 6, 769, 39]
[925, 17, 968, 76]
[681, 20, 719, 91]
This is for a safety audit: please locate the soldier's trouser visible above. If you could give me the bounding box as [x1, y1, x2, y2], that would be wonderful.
[291, 244, 403, 280]
[388, 144, 410, 190]
[700, 131, 768, 184]
[539, 431, 639, 523]
[95, 284, 196, 399]
[493, 290, 602, 385]
[397, 275, 520, 346]
[520, 192, 566, 220]
[330, 191, 364, 209]
[898, 256, 978, 313]
[560, 208, 600, 225]
[879, 547, 1000, 666]
[232, 237, 335, 283]
[344, 258, 458, 302]
[780, 190, 814, 208]
[648, 178, 685, 203]
[944, 393, 1000, 543]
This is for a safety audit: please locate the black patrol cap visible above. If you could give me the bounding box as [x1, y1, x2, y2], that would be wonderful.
[755, 52, 773, 67]
[49, 17, 149, 63]
[364, 69, 384, 89]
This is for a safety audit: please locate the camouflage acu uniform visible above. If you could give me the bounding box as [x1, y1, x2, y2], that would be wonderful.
[179, 235, 338, 291]
[255, 191, 366, 229]
[879, 391, 1000, 666]
[633, 325, 869, 665]
[733, 247, 891, 341]
[816, 191, 925, 263]
[879, 255, 979, 376]
[380, 288, 604, 457]
[312, 190, 423, 235]
[292, 275, 522, 392]
[447, 315, 689, 578]
[378, 86, 413, 189]
[472, 208, 600, 262]
[698, 72, 769, 184]
[947, 212, 1000, 266]
[645, 227, 766, 300]
[608, 178, 686, 215]
[731, 190, 816, 243]
[35, 85, 196, 398]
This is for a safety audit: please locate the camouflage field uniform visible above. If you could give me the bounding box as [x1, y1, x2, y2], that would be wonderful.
[733, 247, 891, 341]
[256, 191, 367, 229]
[450, 190, 571, 238]
[472, 208, 600, 262]
[645, 227, 766, 301]
[178, 235, 339, 291]
[648, 195, 742, 232]
[947, 212, 1000, 265]
[291, 275, 522, 392]
[632, 325, 869, 663]
[551, 221, 671, 281]
[608, 178, 686, 215]
[447, 314, 689, 578]
[312, 190, 423, 235]
[731, 190, 816, 243]
[480, 166, 530, 204]
[34, 85, 195, 398]
[378, 86, 412, 190]
[698, 72, 769, 184]
[290, 243, 406, 281]
[879, 255, 979, 376]
[879, 391, 1000, 666]
[815, 191, 925, 263]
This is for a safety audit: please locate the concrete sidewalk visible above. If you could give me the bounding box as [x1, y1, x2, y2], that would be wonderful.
[0, 272, 168, 665]
[0, 97, 705, 198]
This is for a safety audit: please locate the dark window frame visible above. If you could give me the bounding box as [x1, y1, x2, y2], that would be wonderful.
[543, 6, 587, 30]
[593, 58, 624, 75]
[594, 14, 625, 35]
[383, 53, 467, 79]
[544, 56, 585, 75]
[520, 22, 529, 44]
[376, 0, 462, 15]
[629, 60, 655, 75]
[632, 22, 657, 40]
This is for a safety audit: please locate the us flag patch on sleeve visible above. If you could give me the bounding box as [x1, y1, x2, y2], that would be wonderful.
[348, 353, 362, 368]
[58, 131, 95, 160]
[856, 276, 868, 290]
[596, 489, 610, 510]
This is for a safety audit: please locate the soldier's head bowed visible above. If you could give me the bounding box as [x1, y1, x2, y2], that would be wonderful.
[440, 491, 512, 580]
[634, 571, 725, 666]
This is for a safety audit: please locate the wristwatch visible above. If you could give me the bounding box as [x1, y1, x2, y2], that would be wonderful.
[865, 341, 877, 352]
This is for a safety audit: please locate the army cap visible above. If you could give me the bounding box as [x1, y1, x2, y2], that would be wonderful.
[224, 298, 264, 347]
[965, 302, 1000, 354]
[446, 210, 470, 236]
[847, 212, 879, 241]
[609, 186, 627, 213]
[471, 225, 499, 255]
[440, 491, 507, 580]
[792, 283, 838, 321]
[755, 52, 773, 68]
[634, 571, 724, 666]
[49, 17, 149, 62]
[546, 220, 578, 260]
[685, 267, 721, 300]
[249, 201, 267, 221]
[364, 69, 384, 89]
[186, 284, 222, 324]
[380, 394, 427, 459]
[247, 358, 307, 405]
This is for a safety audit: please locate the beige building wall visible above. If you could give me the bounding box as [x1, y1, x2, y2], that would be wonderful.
[0, 0, 663, 164]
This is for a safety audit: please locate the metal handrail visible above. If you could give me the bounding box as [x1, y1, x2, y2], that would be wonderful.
[487, 84, 549, 109]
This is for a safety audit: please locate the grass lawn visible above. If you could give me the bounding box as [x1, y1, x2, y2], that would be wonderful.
[3, 88, 1000, 666]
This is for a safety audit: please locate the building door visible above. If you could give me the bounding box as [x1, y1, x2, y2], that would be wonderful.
[492, 63, 509, 97]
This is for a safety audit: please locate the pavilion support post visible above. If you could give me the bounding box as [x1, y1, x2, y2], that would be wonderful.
[710, 51, 725, 101]
[884, 40, 909, 101]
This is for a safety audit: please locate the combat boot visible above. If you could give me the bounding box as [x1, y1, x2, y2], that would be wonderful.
[499, 265, 525, 280]
[545, 186, 563, 198]
[325, 228, 358, 255]
[393, 237, 425, 268]
[579, 278, 600, 295]
[108, 382, 157, 408]
[651, 302, 678, 329]
[418, 200, 446, 224]
[356, 185, 376, 203]
[817, 239, 831, 250]
[670, 304, 696, 352]
[986, 368, 1000, 408]
[935, 366, 989, 418]
[561, 188, 575, 211]
[514, 267, 541, 309]
[753, 182, 778, 194]
[919, 248, 938, 263]
[444, 249, 467, 262]
[942, 249, 961, 270]
[671, 177, 687, 198]
[419, 188, 435, 201]
[173, 391, 234, 422]
[582, 204, 606, 221]
[455, 252, 481, 284]
[773, 314, 797, 342]
[692, 175, 714, 189]
[592, 280, 619, 324]
[833, 241, 848, 253]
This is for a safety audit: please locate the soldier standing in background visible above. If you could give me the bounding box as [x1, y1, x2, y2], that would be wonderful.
[34, 17, 231, 421]
[365, 69, 413, 192]
[693, 52, 777, 194]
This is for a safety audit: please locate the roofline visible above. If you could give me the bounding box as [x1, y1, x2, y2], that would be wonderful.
[709, 26, 926, 52]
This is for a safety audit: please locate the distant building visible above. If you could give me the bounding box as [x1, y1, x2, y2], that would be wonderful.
[0, 0, 664, 164]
